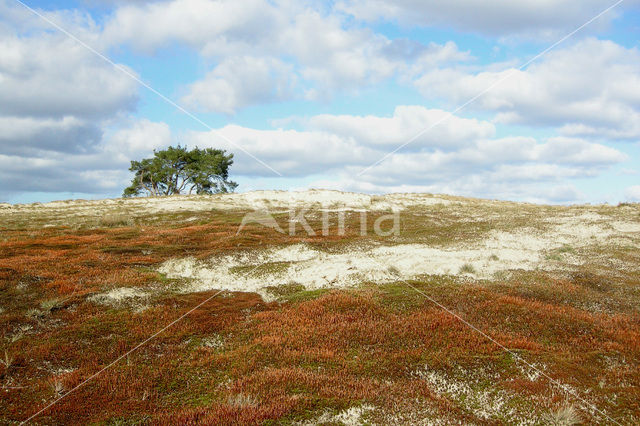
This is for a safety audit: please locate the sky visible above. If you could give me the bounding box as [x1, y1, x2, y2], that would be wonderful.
[1, 0, 640, 205]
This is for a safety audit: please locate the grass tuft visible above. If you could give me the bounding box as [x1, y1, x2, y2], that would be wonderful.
[459, 263, 476, 274]
[0, 350, 14, 370]
[543, 404, 581, 425]
[100, 213, 134, 228]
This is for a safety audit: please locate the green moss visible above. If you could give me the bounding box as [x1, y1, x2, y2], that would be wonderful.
[230, 261, 291, 277]
[545, 253, 563, 262]
[267, 284, 330, 303]
[558, 244, 575, 254]
[376, 282, 425, 312]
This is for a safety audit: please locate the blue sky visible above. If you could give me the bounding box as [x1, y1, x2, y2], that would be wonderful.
[1, 0, 639, 204]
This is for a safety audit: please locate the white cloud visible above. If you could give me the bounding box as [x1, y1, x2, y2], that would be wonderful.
[184, 106, 626, 203]
[182, 56, 295, 114]
[102, 0, 283, 54]
[535, 137, 627, 165]
[308, 174, 586, 204]
[280, 10, 397, 92]
[0, 116, 101, 156]
[413, 39, 640, 140]
[0, 8, 151, 199]
[101, 0, 470, 111]
[1, 0, 635, 204]
[0, 118, 173, 195]
[336, 0, 634, 39]
[104, 118, 172, 159]
[0, 7, 148, 196]
[0, 34, 138, 119]
[625, 185, 640, 201]
[308, 106, 495, 150]
[186, 124, 379, 176]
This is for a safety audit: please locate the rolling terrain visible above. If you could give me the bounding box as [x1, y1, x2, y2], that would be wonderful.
[1, 190, 639, 424]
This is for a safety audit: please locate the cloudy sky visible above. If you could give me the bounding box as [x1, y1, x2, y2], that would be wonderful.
[1, 0, 640, 204]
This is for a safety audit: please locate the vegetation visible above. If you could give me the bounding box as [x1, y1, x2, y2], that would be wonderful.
[123, 145, 237, 197]
[0, 197, 638, 424]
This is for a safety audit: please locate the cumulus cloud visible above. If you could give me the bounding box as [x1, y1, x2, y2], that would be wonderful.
[182, 56, 295, 114]
[308, 106, 495, 151]
[349, 138, 622, 187]
[101, 0, 470, 111]
[186, 124, 378, 177]
[0, 116, 102, 156]
[103, 118, 172, 160]
[413, 39, 640, 140]
[625, 186, 640, 201]
[101, 0, 283, 54]
[183, 106, 626, 202]
[0, 119, 173, 196]
[308, 174, 587, 204]
[336, 0, 635, 39]
[1, 0, 635, 204]
[0, 34, 138, 119]
[0, 153, 126, 194]
[0, 7, 155, 197]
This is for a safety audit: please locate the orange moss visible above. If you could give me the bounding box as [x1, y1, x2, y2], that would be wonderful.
[1, 217, 639, 423]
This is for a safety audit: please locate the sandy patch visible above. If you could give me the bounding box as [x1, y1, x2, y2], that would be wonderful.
[413, 366, 538, 424]
[610, 222, 640, 234]
[201, 335, 224, 349]
[297, 404, 375, 426]
[89, 287, 148, 307]
[159, 238, 548, 301]
[3, 189, 453, 218]
[156, 208, 640, 301]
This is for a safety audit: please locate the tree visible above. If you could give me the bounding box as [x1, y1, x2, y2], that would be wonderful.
[123, 146, 238, 197]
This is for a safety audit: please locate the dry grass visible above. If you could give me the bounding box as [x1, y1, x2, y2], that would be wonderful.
[99, 213, 134, 228]
[544, 404, 582, 425]
[459, 263, 476, 274]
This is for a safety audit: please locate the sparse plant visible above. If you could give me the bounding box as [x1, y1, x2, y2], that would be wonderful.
[558, 245, 575, 254]
[201, 335, 224, 349]
[226, 393, 258, 408]
[543, 404, 581, 425]
[387, 265, 400, 276]
[40, 298, 62, 312]
[49, 377, 65, 397]
[1, 350, 14, 370]
[459, 263, 476, 274]
[492, 270, 509, 281]
[489, 254, 499, 261]
[8, 333, 22, 344]
[26, 308, 43, 319]
[545, 253, 563, 262]
[3, 191, 640, 424]
[99, 213, 133, 228]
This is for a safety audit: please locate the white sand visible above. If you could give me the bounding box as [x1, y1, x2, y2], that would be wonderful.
[89, 287, 148, 306]
[412, 365, 537, 423]
[4, 190, 637, 301]
[158, 201, 639, 300]
[2, 189, 453, 218]
[298, 404, 375, 426]
[158, 240, 534, 301]
[159, 240, 550, 302]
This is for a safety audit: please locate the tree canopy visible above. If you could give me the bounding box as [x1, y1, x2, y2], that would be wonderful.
[123, 146, 238, 197]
